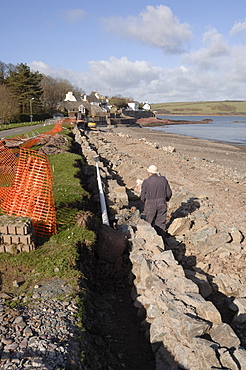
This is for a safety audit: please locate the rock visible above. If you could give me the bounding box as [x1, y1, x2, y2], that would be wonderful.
[233, 347, 246, 368]
[198, 231, 232, 255]
[167, 217, 192, 236]
[232, 298, 246, 325]
[192, 338, 221, 369]
[230, 227, 244, 243]
[195, 301, 221, 326]
[189, 226, 217, 247]
[210, 322, 240, 348]
[218, 347, 239, 370]
[185, 269, 212, 298]
[96, 224, 127, 263]
[13, 316, 26, 329]
[213, 273, 240, 296]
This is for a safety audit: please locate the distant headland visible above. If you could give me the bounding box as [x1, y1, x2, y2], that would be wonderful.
[151, 100, 246, 116]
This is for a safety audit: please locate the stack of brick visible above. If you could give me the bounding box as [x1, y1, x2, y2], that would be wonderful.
[0, 215, 35, 253]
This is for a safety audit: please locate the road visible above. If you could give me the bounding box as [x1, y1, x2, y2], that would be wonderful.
[0, 123, 52, 139]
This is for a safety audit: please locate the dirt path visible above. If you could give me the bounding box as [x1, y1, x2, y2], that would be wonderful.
[98, 125, 246, 236]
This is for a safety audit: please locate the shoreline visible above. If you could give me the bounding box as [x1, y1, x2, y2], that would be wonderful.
[108, 125, 246, 181]
[145, 126, 246, 150]
[134, 116, 246, 148]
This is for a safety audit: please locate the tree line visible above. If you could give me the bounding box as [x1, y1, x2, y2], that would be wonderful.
[0, 61, 84, 123]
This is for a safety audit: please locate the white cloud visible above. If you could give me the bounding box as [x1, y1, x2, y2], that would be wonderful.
[230, 19, 246, 35]
[102, 5, 193, 54]
[29, 36, 246, 104]
[182, 28, 230, 70]
[88, 57, 161, 88]
[59, 9, 86, 24]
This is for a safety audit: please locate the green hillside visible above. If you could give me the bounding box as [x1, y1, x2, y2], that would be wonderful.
[151, 101, 246, 116]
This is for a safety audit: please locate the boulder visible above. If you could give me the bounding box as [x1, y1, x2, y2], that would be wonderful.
[210, 322, 240, 348]
[198, 231, 232, 255]
[189, 226, 217, 247]
[167, 217, 192, 236]
[232, 298, 246, 325]
[185, 269, 212, 298]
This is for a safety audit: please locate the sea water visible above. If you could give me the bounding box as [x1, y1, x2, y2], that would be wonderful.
[149, 115, 246, 146]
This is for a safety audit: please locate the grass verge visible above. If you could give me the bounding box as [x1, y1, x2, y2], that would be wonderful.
[0, 121, 44, 132]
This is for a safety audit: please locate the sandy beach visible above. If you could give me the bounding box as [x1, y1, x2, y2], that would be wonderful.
[99, 124, 246, 236]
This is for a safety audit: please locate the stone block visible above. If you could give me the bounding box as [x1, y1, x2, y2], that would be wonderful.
[213, 273, 240, 296]
[233, 347, 246, 369]
[195, 301, 221, 326]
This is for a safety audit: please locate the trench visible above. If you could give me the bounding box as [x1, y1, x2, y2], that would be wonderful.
[74, 141, 156, 369]
[79, 237, 156, 370]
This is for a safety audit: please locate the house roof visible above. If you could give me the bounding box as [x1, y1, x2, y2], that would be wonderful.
[57, 100, 91, 112]
[87, 92, 100, 103]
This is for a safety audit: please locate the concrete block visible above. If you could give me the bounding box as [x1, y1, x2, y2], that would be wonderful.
[11, 235, 21, 244]
[5, 244, 14, 253]
[0, 245, 6, 253]
[22, 244, 33, 252]
[3, 235, 12, 244]
[0, 224, 8, 234]
[19, 234, 33, 246]
[7, 225, 17, 235]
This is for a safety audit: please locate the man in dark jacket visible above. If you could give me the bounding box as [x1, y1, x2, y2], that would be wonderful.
[141, 165, 172, 239]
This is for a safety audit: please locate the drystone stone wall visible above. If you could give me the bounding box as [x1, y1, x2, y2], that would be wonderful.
[73, 125, 246, 369]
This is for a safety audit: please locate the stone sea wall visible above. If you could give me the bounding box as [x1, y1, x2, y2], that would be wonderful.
[73, 125, 246, 369]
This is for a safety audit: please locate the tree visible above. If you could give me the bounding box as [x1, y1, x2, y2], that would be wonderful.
[109, 95, 129, 110]
[0, 84, 19, 123]
[6, 63, 43, 115]
[0, 61, 16, 82]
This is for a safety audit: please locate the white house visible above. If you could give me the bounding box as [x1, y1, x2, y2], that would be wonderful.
[142, 100, 151, 111]
[64, 91, 77, 102]
[128, 101, 139, 111]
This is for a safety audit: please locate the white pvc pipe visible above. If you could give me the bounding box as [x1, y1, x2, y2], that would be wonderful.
[95, 162, 110, 226]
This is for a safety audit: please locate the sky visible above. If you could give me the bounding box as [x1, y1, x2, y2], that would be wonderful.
[1, 0, 246, 103]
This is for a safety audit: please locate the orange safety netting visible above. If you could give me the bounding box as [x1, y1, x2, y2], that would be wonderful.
[1, 148, 57, 236]
[20, 120, 63, 149]
[0, 118, 74, 236]
[0, 140, 18, 205]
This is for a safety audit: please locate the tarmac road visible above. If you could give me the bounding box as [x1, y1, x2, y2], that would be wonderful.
[0, 123, 51, 139]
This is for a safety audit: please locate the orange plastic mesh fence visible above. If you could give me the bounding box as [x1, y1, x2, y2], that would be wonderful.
[0, 140, 18, 205]
[20, 120, 63, 149]
[1, 148, 57, 236]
